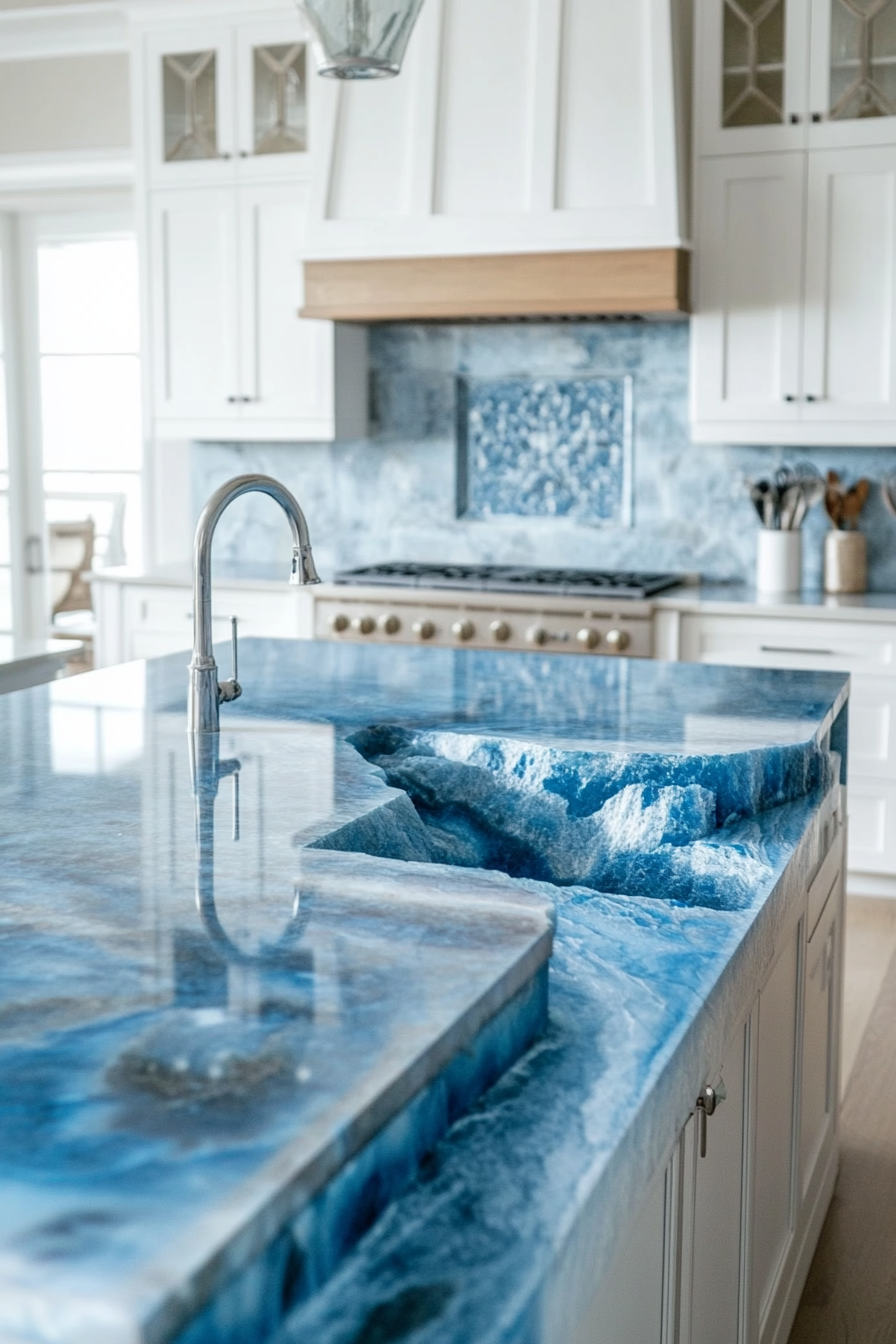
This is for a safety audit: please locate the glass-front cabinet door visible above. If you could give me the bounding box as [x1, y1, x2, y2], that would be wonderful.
[809, 0, 896, 143]
[143, 20, 311, 185]
[235, 20, 312, 176]
[697, 0, 812, 153]
[145, 27, 236, 185]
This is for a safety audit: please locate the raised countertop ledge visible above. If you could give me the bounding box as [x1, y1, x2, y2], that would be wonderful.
[0, 642, 849, 1344]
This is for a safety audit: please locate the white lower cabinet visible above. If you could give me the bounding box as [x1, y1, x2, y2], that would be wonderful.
[681, 1022, 747, 1344]
[578, 1162, 670, 1344]
[676, 610, 896, 887]
[586, 824, 843, 1344]
[92, 577, 315, 668]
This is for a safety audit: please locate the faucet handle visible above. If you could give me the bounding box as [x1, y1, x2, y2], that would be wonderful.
[217, 616, 242, 705]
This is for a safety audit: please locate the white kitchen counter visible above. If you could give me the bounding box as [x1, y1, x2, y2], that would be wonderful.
[0, 638, 82, 695]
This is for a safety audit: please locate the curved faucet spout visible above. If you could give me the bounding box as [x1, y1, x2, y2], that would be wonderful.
[189, 474, 320, 733]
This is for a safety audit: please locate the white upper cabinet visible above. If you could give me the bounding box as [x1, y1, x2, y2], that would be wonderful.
[696, 0, 896, 156]
[141, 12, 316, 188]
[691, 152, 805, 426]
[131, 2, 368, 442]
[692, 0, 896, 443]
[801, 144, 896, 423]
[305, 0, 690, 260]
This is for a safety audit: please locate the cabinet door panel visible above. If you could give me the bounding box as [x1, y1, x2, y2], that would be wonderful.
[848, 781, 896, 874]
[802, 146, 896, 419]
[808, 0, 896, 150]
[695, 0, 811, 156]
[143, 27, 236, 188]
[691, 154, 805, 425]
[752, 922, 800, 1330]
[240, 183, 334, 433]
[678, 613, 896, 677]
[688, 1024, 747, 1344]
[234, 17, 314, 175]
[150, 189, 240, 422]
[575, 1160, 668, 1344]
[800, 879, 839, 1199]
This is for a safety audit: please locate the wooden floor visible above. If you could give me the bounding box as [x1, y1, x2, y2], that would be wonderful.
[788, 921, 896, 1344]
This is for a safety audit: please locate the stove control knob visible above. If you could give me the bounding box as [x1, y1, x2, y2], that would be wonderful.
[489, 619, 511, 643]
[351, 615, 376, 636]
[606, 628, 631, 652]
[451, 619, 475, 642]
[330, 613, 349, 633]
[577, 627, 601, 650]
[412, 619, 436, 641]
[378, 614, 401, 635]
[526, 625, 549, 647]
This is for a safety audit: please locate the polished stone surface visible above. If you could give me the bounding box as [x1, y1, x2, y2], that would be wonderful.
[0, 641, 849, 1343]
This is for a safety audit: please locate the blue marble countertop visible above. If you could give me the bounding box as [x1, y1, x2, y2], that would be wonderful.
[0, 642, 849, 1344]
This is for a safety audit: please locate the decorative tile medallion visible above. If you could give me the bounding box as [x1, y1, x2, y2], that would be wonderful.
[457, 375, 633, 525]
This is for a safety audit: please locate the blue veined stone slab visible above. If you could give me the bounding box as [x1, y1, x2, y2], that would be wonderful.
[457, 375, 633, 524]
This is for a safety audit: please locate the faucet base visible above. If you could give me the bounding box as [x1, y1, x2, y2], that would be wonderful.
[189, 664, 221, 734]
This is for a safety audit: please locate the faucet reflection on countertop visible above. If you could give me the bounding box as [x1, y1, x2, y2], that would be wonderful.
[189, 475, 320, 734]
[188, 732, 315, 992]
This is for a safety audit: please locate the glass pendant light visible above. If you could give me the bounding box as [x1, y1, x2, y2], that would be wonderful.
[296, 0, 426, 79]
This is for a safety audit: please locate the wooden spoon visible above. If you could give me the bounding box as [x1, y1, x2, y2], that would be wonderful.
[842, 478, 870, 530]
[825, 470, 844, 529]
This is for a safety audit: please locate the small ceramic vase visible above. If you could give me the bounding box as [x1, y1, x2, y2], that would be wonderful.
[824, 530, 867, 594]
[756, 530, 802, 595]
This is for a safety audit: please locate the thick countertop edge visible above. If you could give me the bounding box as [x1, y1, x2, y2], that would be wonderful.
[129, 905, 554, 1344]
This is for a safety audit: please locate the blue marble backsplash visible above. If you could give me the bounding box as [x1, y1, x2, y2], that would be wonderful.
[192, 321, 896, 588]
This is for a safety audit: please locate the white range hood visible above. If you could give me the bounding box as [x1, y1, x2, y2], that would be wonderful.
[300, 0, 693, 319]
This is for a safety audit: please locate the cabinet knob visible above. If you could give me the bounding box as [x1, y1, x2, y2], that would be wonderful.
[784, 394, 797, 403]
[812, 112, 822, 123]
[350, 615, 375, 635]
[451, 618, 475, 642]
[412, 619, 436, 641]
[789, 113, 801, 124]
[605, 629, 630, 652]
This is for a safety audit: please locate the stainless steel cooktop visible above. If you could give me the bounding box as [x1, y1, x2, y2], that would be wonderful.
[334, 562, 684, 600]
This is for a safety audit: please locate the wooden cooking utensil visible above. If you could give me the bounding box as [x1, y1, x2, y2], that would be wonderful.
[841, 478, 870, 530]
[825, 470, 844, 529]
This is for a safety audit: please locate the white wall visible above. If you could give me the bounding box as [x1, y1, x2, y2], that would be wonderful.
[0, 53, 131, 153]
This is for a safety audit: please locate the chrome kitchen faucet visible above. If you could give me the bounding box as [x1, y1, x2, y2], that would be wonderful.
[189, 474, 320, 733]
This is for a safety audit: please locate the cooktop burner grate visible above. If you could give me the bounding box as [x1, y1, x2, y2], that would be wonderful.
[334, 562, 683, 599]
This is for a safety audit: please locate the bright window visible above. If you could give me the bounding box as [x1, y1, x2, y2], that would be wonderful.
[0, 262, 11, 636]
[37, 235, 143, 577]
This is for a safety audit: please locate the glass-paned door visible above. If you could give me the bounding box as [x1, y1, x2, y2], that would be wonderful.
[829, 0, 896, 119]
[697, 0, 810, 155]
[723, 0, 788, 125]
[253, 43, 307, 154]
[37, 234, 143, 629]
[163, 50, 219, 161]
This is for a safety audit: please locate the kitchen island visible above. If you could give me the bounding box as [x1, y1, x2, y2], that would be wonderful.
[0, 642, 848, 1344]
